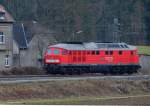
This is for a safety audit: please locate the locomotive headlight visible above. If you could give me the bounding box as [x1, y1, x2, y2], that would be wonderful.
[54, 59, 60, 62]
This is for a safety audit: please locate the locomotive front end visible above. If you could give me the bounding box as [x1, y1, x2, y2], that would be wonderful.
[44, 47, 61, 72]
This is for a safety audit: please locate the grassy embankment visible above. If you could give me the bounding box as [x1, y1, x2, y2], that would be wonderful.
[4, 95, 150, 105]
[0, 79, 150, 105]
[137, 46, 150, 55]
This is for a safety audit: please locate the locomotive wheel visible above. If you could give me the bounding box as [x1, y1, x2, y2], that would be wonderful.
[77, 68, 83, 75]
[67, 68, 73, 75]
[60, 68, 65, 75]
[74, 68, 81, 75]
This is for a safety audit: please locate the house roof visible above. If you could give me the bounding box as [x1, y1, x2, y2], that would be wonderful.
[0, 5, 14, 23]
[13, 23, 28, 49]
[49, 42, 136, 50]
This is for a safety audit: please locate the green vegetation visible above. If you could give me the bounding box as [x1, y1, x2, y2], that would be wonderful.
[0, 79, 149, 105]
[0, 0, 149, 44]
[137, 46, 150, 55]
[3, 95, 150, 105]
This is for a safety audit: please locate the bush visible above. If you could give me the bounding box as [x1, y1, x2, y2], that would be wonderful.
[0, 67, 46, 75]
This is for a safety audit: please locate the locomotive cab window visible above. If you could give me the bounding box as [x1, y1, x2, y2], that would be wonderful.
[54, 50, 60, 54]
[119, 51, 122, 55]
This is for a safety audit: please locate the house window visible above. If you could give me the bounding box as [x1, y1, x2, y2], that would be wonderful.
[0, 12, 5, 20]
[5, 55, 10, 67]
[0, 32, 5, 44]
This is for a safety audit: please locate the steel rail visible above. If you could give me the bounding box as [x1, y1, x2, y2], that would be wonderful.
[0, 74, 149, 84]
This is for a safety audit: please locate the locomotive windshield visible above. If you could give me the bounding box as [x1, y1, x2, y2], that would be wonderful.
[54, 50, 60, 54]
[47, 49, 60, 55]
[47, 50, 52, 54]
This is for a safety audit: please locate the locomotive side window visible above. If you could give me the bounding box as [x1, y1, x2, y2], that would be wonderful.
[119, 51, 122, 55]
[105, 51, 113, 55]
[131, 51, 134, 55]
[54, 50, 60, 54]
[92, 51, 95, 55]
[62, 50, 67, 55]
[105, 51, 109, 55]
[96, 51, 100, 55]
[110, 51, 113, 55]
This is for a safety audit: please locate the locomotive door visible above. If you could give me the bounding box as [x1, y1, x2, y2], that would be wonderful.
[68, 51, 72, 64]
[68, 51, 86, 64]
[68, 51, 77, 64]
[104, 51, 114, 64]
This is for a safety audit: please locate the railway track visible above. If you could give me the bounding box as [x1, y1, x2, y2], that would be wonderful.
[0, 74, 150, 84]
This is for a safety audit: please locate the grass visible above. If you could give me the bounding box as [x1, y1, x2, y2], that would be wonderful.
[0, 79, 150, 104]
[137, 46, 150, 55]
[3, 95, 150, 105]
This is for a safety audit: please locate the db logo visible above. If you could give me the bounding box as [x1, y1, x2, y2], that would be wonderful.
[105, 57, 113, 62]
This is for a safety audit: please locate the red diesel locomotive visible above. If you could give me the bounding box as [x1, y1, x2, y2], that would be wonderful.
[44, 42, 141, 74]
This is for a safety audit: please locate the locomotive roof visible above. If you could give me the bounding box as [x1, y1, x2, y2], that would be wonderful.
[49, 42, 137, 50]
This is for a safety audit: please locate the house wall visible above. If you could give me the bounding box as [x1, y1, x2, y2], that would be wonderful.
[13, 40, 19, 55]
[18, 34, 55, 68]
[12, 40, 20, 67]
[0, 23, 13, 50]
[0, 23, 13, 69]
